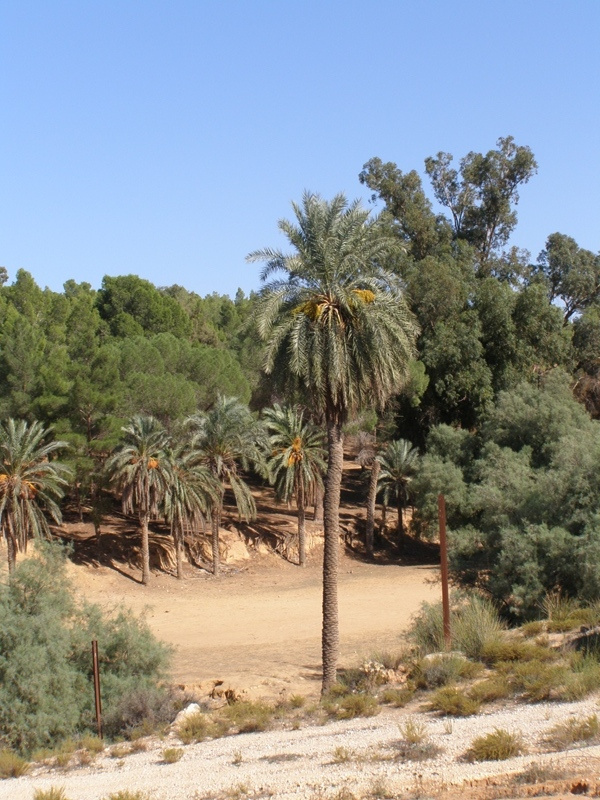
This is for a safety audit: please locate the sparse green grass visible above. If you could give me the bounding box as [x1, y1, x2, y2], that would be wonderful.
[329, 693, 380, 720]
[177, 711, 226, 744]
[480, 637, 556, 666]
[162, 747, 184, 763]
[469, 675, 513, 704]
[110, 744, 131, 758]
[544, 714, 600, 750]
[512, 762, 566, 784]
[33, 789, 70, 800]
[103, 791, 149, 800]
[370, 650, 404, 671]
[429, 686, 481, 716]
[220, 700, 275, 733]
[398, 717, 429, 744]
[79, 735, 104, 754]
[465, 728, 526, 762]
[289, 694, 306, 708]
[331, 746, 355, 764]
[379, 686, 413, 707]
[0, 748, 29, 778]
[412, 653, 481, 689]
[505, 660, 569, 701]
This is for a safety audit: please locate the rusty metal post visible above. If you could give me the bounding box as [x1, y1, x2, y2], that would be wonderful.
[91, 640, 103, 739]
[438, 494, 451, 650]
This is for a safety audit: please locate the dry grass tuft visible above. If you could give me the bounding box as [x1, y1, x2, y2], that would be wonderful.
[464, 728, 526, 762]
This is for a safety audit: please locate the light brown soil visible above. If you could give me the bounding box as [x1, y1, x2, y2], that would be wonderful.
[66, 545, 439, 700]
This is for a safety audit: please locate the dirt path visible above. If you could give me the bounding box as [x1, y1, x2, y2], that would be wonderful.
[68, 549, 439, 698]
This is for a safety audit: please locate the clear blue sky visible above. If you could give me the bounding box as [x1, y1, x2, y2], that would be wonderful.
[2, 1, 599, 299]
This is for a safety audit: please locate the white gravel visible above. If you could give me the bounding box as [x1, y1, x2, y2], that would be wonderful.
[3, 697, 600, 800]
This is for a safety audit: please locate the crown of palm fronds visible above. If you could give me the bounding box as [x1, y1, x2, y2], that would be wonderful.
[248, 192, 418, 421]
[186, 396, 267, 523]
[263, 404, 326, 504]
[0, 419, 71, 553]
[377, 439, 419, 506]
[106, 414, 172, 518]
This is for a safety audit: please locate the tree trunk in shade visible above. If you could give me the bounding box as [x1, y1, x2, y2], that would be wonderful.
[365, 459, 380, 558]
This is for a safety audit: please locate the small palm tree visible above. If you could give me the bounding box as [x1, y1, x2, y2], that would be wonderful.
[187, 396, 266, 576]
[106, 415, 171, 585]
[0, 419, 71, 574]
[263, 404, 326, 566]
[250, 192, 418, 691]
[163, 442, 220, 579]
[377, 439, 419, 546]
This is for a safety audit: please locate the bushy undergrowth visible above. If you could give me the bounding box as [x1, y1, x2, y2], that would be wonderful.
[465, 728, 525, 761]
[409, 594, 505, 658]
[544, 714, 600, 750]
[0, 543, 171, 755]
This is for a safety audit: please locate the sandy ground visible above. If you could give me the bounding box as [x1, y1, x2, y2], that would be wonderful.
[67, 547, 439, 699]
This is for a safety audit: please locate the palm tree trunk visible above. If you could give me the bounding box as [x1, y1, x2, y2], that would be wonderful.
[140, 513, 151, 585]
[175, 525, 184, 580]
[322, 417, 343, 694]
[297, 481, 306, 567]
[6, 533, 16, 576]
[313, 482, 324, 524]
[366, 459, 380, 558]
[212, 507, 221, 576]
[397, 499, 404, 551]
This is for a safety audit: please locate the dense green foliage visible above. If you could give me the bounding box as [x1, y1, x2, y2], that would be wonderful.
[412, 372, 600, 619]
[0, 544, 170, 754]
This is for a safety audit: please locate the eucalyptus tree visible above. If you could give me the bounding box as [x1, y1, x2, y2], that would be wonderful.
[0, 419, 71, 574]
[106, 415, 171, 585]
[187, 396, 266, 576]
[163, 442, 220, 579]
[263, 404, 326, 566]
[248, 192, 418, 691]
[377, 439, 419, 546]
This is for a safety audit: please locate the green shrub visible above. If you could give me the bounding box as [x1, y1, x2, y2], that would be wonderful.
[33, 789, 70, 800]
[333, 694, 380, 720]
[0, 748, 29, 778]
[289, 695, 306, 709]
[0, 543, 171, 755]
[161, 747, 184, 763]
[177, 712, 224, 744]
[79, 735, 104, 754]
[428, 686, 480, 716]
[220, 700, 274, 733]
[507, 660, 569, 701]
[379, 686, 414, 707]
[103, 793, 148, 800]
[409, 595, 505, 659]
[468, 675, 513, 704]
[480, 637, 555, 666]
[465, 728, 526, 761]
[560, 654, 600, 700]
[412, 654, 481, 689]
[544, 714, 600, 749]
[398, 717, 428, 744]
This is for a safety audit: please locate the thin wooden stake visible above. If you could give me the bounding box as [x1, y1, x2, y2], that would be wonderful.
[91, 640, 103, 739]
[438, 494, 451, 650]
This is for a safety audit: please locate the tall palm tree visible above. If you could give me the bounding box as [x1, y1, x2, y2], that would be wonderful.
[106, 415, 171, 585]
[249, 192, 418, 691]
[187, 396, 266, 576]
[0, 419, 71, 574]
[163, 442, 220, 579]
[377, 439, 419, 546]
[263, 404, 326, 566]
